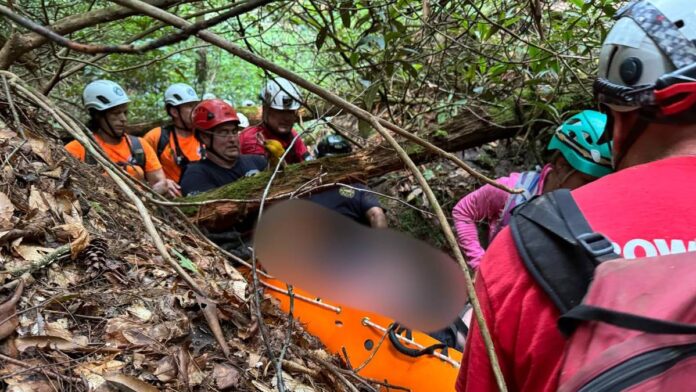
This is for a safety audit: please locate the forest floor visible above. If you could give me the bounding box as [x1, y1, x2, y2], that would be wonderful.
[0, 102, 371, 391]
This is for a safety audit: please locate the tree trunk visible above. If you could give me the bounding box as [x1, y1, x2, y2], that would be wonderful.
[182, 109, 519, 230]
[195, 9, 208, 94]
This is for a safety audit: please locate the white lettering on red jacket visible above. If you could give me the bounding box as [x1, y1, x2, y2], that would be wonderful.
[611, 238, 696, 259]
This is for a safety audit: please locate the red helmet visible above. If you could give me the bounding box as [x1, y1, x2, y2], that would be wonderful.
[191, 99, 240, 131]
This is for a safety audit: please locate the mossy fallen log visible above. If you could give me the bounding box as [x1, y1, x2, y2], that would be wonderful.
[181, 110, 520, 230]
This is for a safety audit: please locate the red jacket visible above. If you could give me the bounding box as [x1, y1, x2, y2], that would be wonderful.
[457, 156, 696, 392]
[238, 123, 310, 164]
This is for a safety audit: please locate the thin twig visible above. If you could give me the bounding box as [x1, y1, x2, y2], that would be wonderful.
[276, 283, 294, 386]
[0, 1, 275, 56]
[3, 244, 70, 276]
[348, 374, 411, 392]
[0, 353, 82, 383]
[314, 357, 361, 392]
[55, 44, 210, 73]
[281, 359, 320, 378]
[1, 139, 27, 169]
[2, 74, 24, 139]
[252, 130, 306, 392]
[353, 325, 390, 373]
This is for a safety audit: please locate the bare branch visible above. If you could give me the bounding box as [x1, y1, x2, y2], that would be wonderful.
[56, 2, 251, 80]
[0, 0, 191, 68]
[0, 1, 273, 56]
[55, 44, 210, 73]
[0, 5, 138, 54]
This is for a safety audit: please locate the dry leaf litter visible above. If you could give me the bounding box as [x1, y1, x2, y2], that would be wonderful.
[0, 93, 372, 391]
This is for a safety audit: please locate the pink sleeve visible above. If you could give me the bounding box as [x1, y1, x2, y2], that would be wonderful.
[451, 175, 518, 268]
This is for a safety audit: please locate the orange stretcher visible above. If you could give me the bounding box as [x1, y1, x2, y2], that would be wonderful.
[260, 276, 462, 392]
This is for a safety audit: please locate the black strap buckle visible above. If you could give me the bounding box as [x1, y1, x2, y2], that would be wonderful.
[576, 232, 615, 260]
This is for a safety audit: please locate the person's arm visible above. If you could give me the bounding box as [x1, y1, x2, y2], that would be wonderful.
[451, 178, 514, 269]
[366, 206, 387, 228]
[251, 155, 269, 172]
[142, 138, 180, 198]
[146, 169, 181, 198]
[353, 184, 388, 228]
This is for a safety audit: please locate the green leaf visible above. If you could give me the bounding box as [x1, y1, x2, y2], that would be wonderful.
[171, 248, 199, 275]
[349, 52, 360, 66]
[358, 119, 373, 138]
[436, 112, 449, 125]
[403, 62, 418, 79]
[433, 129, 449, 138]
[316, 26, 328, 50]
[363, 83, 379, 111]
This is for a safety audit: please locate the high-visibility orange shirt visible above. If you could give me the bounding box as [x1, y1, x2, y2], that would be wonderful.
[65, 134, 161, 181]
[143, 126, 203, 183]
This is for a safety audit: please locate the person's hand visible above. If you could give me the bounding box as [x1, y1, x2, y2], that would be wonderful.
[153, 179, 181, 198]
[164, 179, 182, 198]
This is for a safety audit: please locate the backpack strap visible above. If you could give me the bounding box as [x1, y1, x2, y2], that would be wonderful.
[157, 125, 190, 168]
[156, 126, 172, 158]
[127, 135, 147, 169]
[499, 170, 542, 228]
[559, 304, 696, 335]
[509, 189, 619, 317]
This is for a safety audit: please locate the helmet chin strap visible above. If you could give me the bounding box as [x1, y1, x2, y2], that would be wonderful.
[101, 114, 122, 140]
[203, 132, 223, 161]
[207, 139, 220, 159]
[173, 106, 191, 132]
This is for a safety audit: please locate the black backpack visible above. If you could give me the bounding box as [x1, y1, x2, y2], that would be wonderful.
[510, 190, 696, 391]
[509, 189, 618, 319]
[156, 125, 190, 168]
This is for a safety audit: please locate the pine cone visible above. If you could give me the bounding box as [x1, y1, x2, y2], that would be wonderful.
[80, 238, 110, 278]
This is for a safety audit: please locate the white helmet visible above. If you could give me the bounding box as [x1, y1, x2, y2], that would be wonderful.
[83, 80, 130, 111]
[237, 112, 250, 128]
[164, 83, 199, 106]
[260, 77, 302, 110]
[595, 0, 696, 115]
[242, 99, 255, 107]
